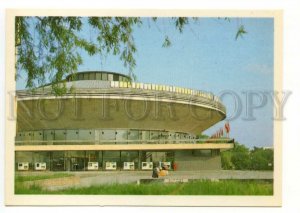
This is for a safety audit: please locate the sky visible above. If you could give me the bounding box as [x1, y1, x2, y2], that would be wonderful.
[17, 17, 274, 148]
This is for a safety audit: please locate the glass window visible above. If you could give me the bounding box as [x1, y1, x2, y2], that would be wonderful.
[86, 151, 102, 170]
[113, 74, 119, 81]
[66, 151, 86, 171]
[150, 131, 159, 140]
[66, 130, 79, 141]
[83, 73, 89, 80]
[168, 132, 176, 140]
[100, 129, 116, 141]
[199, 150, 212, 157]
[103, 151, 120, 158]
[16, 132, 24, 141]
[180, 133, 186, 139]
[32, 151, 50, 165]
[120, 151, 138, 162]
[140, 130, 150, 142]
[44, 130, 54, 141]
[15, 151, 33, 164]
[108, 74, 113, 81]
[23, 131, 32, 141]
[140, 151, 153, 162]
[78, 73, 84, 80]
[159, 131, 169, 140]
[89, 72, 96, 80]
[103, 151, 120, 170]
[51, 151, 66, 171]
[54, 130, 66, 141]
[120, 151, 139, 170]
[115, 130, 127, 143]
[128, 130, 139, 141]
[102, 73, 108, 81]
[78, 129, 95, 142]
[32, 131, 43, 141]
[86, 151, 100, 162]
[16, 151, 51, 170]
[96, 73, 102, 80]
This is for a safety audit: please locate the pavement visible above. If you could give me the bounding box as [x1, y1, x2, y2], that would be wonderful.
[17, 170, 273, 191]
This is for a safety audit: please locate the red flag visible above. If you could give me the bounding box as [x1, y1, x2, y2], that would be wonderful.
[225, 122, 230, 133]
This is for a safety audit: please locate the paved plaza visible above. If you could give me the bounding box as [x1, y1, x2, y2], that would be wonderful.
[17, 170, 273, 190]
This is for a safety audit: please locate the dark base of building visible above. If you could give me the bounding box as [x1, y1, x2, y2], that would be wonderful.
[15, 149, 221, 172]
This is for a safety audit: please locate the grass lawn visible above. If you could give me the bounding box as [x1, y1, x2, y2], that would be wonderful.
[15, 172, 74, 183]
[15, 179, 273, 195]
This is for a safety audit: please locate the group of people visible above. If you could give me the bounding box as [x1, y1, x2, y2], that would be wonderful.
[152, 163, 169, 178]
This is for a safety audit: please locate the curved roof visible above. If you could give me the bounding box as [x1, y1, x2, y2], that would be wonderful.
[65, 71, 131, 82]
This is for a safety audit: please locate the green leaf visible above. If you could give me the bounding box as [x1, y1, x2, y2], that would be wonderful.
[162, 36, 171, 48]
[235, 25, 247, 40]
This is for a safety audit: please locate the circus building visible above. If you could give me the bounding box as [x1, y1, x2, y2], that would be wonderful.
[15, 71, 234, 172]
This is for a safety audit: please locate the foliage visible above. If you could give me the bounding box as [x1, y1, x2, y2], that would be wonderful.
[15, 17, 191, 93]
[197, 134, 210, 139]
[15, 179, 273, 195]
[15, 17, 245, 95]
[230, 143, 251, 170]
[16, 16, 140, 93]
[250, 147, 273, 170]
[221, 150, 234, 169]
[221, 142, 274, 171]
[162, 36, 171, 48]
[235, 25, 247, 40]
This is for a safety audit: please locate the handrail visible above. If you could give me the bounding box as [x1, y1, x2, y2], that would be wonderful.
[15, 138, 234, 145]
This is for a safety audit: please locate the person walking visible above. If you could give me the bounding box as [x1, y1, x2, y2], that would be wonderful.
[152, 164, 160, 178]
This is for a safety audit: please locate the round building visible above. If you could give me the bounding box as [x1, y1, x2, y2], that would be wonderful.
[15, 71, 233, 172]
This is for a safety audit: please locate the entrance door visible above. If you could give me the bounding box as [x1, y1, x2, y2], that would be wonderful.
[70, 157, 85, 171]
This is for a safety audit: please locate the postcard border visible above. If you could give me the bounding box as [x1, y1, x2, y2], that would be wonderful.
[5, 9, 282, 206]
